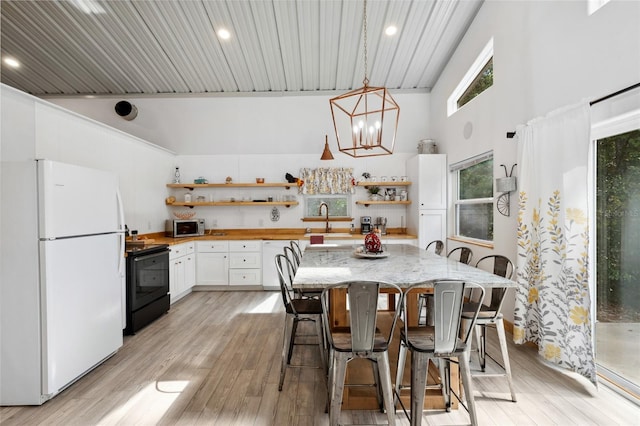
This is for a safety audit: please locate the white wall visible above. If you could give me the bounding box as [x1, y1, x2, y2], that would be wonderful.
[45, 92, 430, 156]
[428, 0, 640, 321]
[45, 90, 431, 233]
[1, 84, 175, 234]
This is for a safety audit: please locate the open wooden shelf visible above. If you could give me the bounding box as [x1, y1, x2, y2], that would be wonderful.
[355, 200, 411, 207]
[168, 201, 298, 208]
[356, 181, 411, 187]
[167, 182, 296, 190]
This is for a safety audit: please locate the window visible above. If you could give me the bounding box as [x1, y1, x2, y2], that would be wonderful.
[448, 38, 494, 116]
[304, 195, 350, 218]
[457, 57, 493, 109]
[592, 87, 640, 397]
[451, 152, 494, 242]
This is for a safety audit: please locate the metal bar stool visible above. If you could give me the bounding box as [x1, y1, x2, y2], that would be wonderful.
[275, 254, 326, 391]
[462, 255, 517, 402]
[321, 281, 402, 426]
[395, 280, 485, 426]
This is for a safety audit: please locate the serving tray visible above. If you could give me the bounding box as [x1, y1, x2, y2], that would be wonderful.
[353, 251, 390, 259]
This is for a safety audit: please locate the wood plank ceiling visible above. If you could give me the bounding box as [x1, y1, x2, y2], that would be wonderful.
[0, 0, 482, 96]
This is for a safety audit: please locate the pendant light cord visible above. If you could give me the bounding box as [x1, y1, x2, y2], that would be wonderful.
[362, 0, 369, 86]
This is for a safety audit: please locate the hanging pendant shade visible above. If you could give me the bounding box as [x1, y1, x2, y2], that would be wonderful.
[329, 0, 399, 158]
[320, 135, 334, 160]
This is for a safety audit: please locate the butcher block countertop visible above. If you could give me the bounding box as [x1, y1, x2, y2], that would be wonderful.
[133, 228, 416, 246]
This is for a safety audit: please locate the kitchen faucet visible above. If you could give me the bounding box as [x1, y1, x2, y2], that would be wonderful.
[319, 202, 330, 233]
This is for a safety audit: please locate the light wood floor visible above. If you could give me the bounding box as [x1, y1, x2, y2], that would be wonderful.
[1, 291, 638, 425]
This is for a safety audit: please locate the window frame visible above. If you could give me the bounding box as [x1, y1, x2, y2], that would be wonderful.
[447, 38, 494, 117]
[450, 151, 494, 243]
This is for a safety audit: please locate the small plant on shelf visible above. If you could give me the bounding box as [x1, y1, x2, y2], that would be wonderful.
[367, 185, 381, 201]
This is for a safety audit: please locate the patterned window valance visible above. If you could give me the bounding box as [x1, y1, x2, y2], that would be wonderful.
[299, 168, 355, 194]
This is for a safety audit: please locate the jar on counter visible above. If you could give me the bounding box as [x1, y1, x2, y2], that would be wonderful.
[184, 193, 192, 203]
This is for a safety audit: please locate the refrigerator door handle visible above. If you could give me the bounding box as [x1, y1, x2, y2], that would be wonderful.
[116, 189, 126, 274]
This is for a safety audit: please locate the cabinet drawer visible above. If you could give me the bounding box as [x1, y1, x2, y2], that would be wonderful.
[229, 240, 262, 252]
[196, 241, 229, 253]
[171, 242, 196, 259]
[229, 269, 262, 286]
[229, 252, 261, 269]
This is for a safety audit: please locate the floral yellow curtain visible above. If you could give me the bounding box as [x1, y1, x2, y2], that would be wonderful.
[514, 102, 596, 385]
[298, 168, 355, 194]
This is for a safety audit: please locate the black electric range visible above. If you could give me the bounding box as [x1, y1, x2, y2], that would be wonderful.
[124, 243, 170, 335]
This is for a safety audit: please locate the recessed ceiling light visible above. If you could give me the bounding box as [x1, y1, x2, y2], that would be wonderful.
[385, 26, 398, 36]
[218, 29, 231, 40]
[69, 0, 105, 14]
[3, 57, 20, 68]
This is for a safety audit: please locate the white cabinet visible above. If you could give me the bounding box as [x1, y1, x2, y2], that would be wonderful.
[407, 154, 447, 209]
[196, 241, 229, 286]
[229, 241, 262, 286]
[407, 154, 447, 250]
[262, 241, 291, 290]
[417, 210, 447, 251]
[169, 242, 196, 304]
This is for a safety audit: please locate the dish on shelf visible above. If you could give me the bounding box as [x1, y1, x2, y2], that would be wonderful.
[173, 211, 196, 219]
[353, 250, 390, 259]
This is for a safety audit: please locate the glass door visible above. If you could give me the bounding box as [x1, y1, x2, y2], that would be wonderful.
[595, 129, 640, 396]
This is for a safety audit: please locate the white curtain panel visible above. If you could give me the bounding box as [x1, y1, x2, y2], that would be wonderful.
[514, 102, 596, 385]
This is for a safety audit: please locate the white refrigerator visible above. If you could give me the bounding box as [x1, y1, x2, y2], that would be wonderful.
[0, 160, 125, 405]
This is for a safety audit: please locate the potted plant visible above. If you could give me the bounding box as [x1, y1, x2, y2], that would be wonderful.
[368, 185, 381, 201]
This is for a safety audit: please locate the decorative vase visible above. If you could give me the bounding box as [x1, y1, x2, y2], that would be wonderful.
[364, 231, 382, 253]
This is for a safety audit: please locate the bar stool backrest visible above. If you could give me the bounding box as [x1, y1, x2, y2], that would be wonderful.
[433, 280, 465, 354]
[283, 245, 299, 277]
[290, 240, 303, 259]
[275, 254, 297, 313]
[447, 246, 474, 265]
[348, 282, 379, 352]
[403, 280, 484, 355]
[474, 255, 513, 314]
[321, 281, 402, 354]
[425, 240, 444, 255]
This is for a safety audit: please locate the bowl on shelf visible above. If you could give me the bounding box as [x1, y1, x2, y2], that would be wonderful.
[256, 177, 265, 184]
[173, 211, 196, 219]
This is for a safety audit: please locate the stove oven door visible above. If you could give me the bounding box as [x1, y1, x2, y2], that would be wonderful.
[128, 250, 169, 312]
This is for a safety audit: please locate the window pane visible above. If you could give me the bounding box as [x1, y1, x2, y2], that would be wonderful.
[457, 203, 494, 240]
[459, 159, 493, 199]
[457, 57, 493, 109]
[305, 196, 349, 217]
[596, 129, 640, 388]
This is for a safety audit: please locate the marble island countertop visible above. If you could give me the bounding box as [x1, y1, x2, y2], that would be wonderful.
[293, 244, 516, 289]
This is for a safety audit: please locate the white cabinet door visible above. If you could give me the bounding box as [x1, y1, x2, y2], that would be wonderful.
[415, 154, 447, 209]
[184, 253, 196, 289]
[169, 257, 186, 303]
[418, 210, 447, 251]
[197, 252, 229, 286]
[262, 241, 290, 290]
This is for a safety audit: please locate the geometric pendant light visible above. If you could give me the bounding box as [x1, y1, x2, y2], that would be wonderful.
[329, 0, 400, 158]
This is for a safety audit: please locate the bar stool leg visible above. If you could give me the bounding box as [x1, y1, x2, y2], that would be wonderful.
[495, 317, 517, 402]
[279, 315, 294, 391]
[410, 352, 429, 426]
